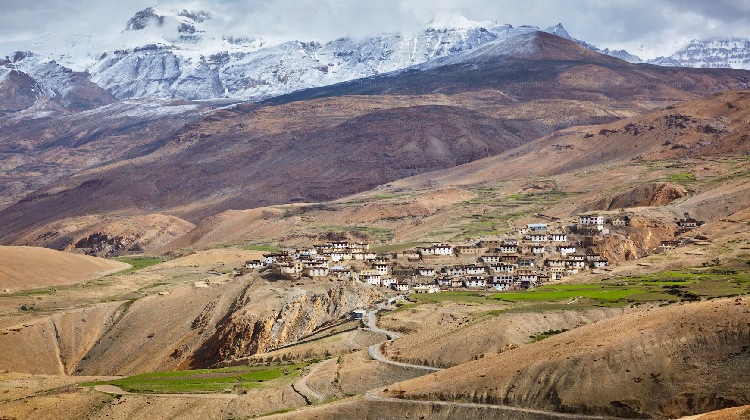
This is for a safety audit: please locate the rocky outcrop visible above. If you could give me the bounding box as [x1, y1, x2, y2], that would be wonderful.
[589, 182, 687, 211]
[191, 282, 382, 367]
[66, 232, 143, 257]
[593, 216, 680, 263]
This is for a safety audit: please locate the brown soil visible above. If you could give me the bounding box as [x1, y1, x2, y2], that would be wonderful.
[588, 182, 687, 210]
[379, 303, 639, 368]
[0, 246, 128, 291]
[384, 298, 750, 419]
[695, 405, 750, 419]
[389, 90, 750, 190]
[14, 213, 196, 257]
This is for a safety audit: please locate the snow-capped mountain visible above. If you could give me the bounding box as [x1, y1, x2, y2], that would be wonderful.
[3, 8, 648, 102]
[87, 9, 521, 100]
[2, 6, 747, 104]
[648, 38, 750, 69]
[0, 52, 116, 114]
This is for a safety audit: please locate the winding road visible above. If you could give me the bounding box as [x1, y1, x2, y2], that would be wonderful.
[291, 358, 334, 404]
[359, 298, 636, 420]
[363, 392, 632, 420]
[93, 298, 641, 419]
[363, 305, 443, 372]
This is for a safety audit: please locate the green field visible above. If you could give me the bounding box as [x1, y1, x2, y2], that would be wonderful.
[407, 267, 750, 309]
[621, 268, 750, 299]
[83, 363, 307, 394]
[494, 285, 644, 302]
[112, 257, 163, 275]
[411, 291, 496, 304]
[668, 173, 696, 182]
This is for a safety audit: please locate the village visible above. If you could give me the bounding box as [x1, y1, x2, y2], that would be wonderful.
[244, 213, 705, 294]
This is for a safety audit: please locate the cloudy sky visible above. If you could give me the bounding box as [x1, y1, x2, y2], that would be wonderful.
[0, 0, 748, 58]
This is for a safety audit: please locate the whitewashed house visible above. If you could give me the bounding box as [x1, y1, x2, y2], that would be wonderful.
[442, 265, 467, 276]
[545, 258, 566, 268]
[491, 275, 516, 290]
[419, 244, 453, 257]
[518, 257, 537, 267]
[436, 277, 453, 287]
[418, 267, 436, 277]
[529, 245, 546, 254]
[263, 253, 288, 265]
[517, 272, 539, 289]
[591, 260, 609, 268]
[360, 271, 382, 286]
[381, 278, 397, 288]
[557, 245, 577, 255]
[549, 233, 567, 242]
[566, 259, 587, 269]
[527, 233, 548, 242]
[273, 262, 303, 276]
[578, 214, 605, 230]
[413, 284, 440, 293]
[498, 244, 519, 253]
[490, 263, 516, 274]
[330, 266, 351, 278]
[329, 251, 353, 262]
[464, 276, 487, 288]
[481, 255, 502, 264]
[466, 265, 486, 275]
[372, 262, 389, 275]
[304, 266, 330, 278]
[245, 260, 264, 269]
[392, 283, 410, 292]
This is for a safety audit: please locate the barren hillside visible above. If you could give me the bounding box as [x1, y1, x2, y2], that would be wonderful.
[0, 246, 128, 291]
[1, 34, 748, 245]
[383, 298, 750, 419]
[391, 89, 750, 190]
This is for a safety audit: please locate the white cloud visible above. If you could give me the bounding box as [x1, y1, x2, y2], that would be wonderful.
[0, 0, 748, 59]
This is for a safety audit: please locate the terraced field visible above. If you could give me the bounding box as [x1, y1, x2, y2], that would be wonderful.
[81, 363, 308, 394]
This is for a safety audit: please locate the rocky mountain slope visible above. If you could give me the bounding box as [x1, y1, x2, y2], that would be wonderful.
[391, 89, 750, 191]
[0, 7, 691, 103]
[0, 52, 116, 115]
[0, 268, 382, 376]
[0, 98, 214, 211]
[2, 32, 748, 247]
[651, 38, 750, 69]
[6, 8, 570, 101]
[383, 298, 750, 419]
[4, 7, 750, 105]
[264, 31, 749, 105]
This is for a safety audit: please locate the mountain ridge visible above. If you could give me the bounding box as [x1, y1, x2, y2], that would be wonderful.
[1, 33, 748, 247]
[7, 7, 748, 103]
